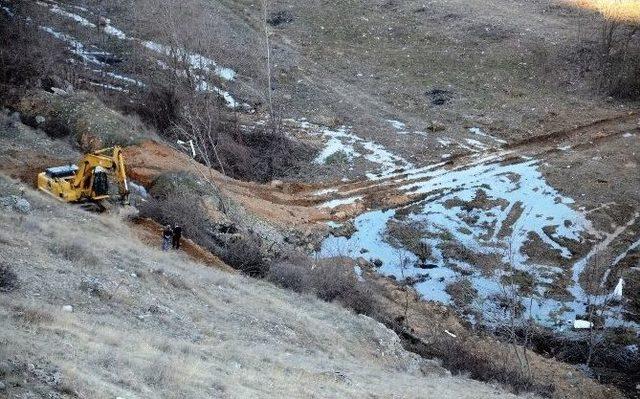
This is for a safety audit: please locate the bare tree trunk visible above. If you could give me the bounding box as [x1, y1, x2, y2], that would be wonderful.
[261, 0, 273, 119]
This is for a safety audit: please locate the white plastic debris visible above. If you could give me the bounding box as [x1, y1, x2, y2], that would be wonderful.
[573, 320, 593, 329]
[444, 330, 457, 338]
[613, 278, 624, 300]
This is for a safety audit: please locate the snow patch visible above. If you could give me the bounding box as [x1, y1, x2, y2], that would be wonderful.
[319, 196, 363, 209]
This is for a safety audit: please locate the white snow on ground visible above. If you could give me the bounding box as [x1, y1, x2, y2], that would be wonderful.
[469, 127, 507, 144]
[313, 127, 362, 164]
[386, 119, 409, 134]
[1, 4, 14, 17]
[89, 81, 127, 92]
[314, 188, 339, 196]
[319, 196, 363, 209]
[103, 22, 127, 40]
[31, 0, 242, 107]
[45, 2, 96, 28]
[319, 155, 621, 327]
[102, 71, 145, 87]
[293, 121, 414, 179]
[141, 41, 236, 81]
[464, 138, 488, 150]
[40, 26, 106, 66]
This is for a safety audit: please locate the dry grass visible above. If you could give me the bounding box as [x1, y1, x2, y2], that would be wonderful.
[566, 0, 640, 24]
[0, 175, 528, 399]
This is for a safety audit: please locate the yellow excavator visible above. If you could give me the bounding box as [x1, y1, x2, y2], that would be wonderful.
[37, 146, 130, 209]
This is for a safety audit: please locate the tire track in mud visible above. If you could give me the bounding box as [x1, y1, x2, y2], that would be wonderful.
[305, 111, 639, 215]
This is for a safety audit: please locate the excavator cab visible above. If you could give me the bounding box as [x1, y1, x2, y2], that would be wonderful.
[38, 146, 130, 209]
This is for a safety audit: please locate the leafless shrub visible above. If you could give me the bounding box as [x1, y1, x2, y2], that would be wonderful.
[0, 263, 18, 292]
[49, 241, 100, 265]
[217, 235, 269, 277]
[13, 305, 55, 325]
[268, 260, 381, 317]
[445, 278, 478, 308]
[140, 175, 219, 248]
[267, 261, 309, 293]
[430, 338, 555, 397]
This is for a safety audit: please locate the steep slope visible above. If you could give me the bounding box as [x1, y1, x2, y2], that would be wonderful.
[0, 176, 530, 399]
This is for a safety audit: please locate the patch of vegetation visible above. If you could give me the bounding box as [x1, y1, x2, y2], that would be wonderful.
[324, 150, 350, 165]
[402, 334, 555, 397]
[0, 263, 18, 292]
[267, 260, 381, 317]
[500, 270, 536, 296]
[445, 278, 478, 308]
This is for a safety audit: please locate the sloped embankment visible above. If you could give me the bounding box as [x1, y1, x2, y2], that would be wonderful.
[0, 175, 527, 399]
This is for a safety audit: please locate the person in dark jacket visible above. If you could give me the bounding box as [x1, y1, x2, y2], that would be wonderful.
[162, 224, 172, 251]
[172, 224, 182, 250]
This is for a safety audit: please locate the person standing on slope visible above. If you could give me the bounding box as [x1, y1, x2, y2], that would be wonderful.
[172, 224, 182, 250]
[162, 224, 173, 251]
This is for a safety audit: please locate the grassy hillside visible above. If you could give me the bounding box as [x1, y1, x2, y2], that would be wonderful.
[0, 175, 528, 399]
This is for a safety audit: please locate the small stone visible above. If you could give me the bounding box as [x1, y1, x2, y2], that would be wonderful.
[427, 120, 446, 132]
[372, 258, 383, 268]
[27, 363, 35, 372]
[14, 198, 30, 214]
[51, 87, 67, 96]
[334, 211, 348, 220]
[270, 180, 284, 189]
[62, 305, 73, 312]
[0, 381, 5, 390]
[35, 115, 46, 125]
[130, 273, 137, 278]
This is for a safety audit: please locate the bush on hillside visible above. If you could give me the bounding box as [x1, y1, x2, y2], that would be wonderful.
[267, 260, 381, 317]
[0, 263, 18, 292]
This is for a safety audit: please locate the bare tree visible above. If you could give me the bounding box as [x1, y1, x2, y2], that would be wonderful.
[261, 0, 274, 118]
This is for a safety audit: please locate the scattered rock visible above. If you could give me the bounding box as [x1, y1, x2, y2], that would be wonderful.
[1, 195, 31, 214]
[270, 180, 284, 189]
[372, 258, 383, 268]
[51, 87, 68, 96]
[331, 221, 356, 239]
[14, 198, 30, 214]
[62, 305, 73, 312]
[35, 115, 46, 125]
[0, 381, 5, 390]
